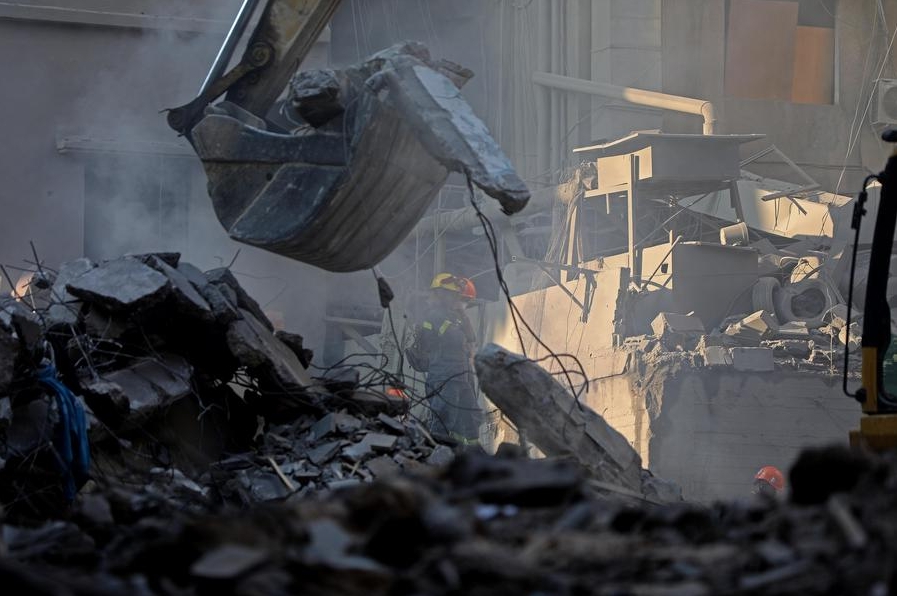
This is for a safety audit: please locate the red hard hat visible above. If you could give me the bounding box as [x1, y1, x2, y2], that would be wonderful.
[458, 277, 476, 300]
[754, 466, 785, 492]
[431, 273, 476, 300]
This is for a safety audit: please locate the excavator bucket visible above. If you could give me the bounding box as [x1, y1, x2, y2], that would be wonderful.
[186, 43, 529, 272]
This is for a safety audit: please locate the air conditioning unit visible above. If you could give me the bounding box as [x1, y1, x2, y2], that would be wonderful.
[873, 79, 897, 126]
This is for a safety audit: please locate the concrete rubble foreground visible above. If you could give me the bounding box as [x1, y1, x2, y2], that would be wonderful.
[0, 254, 895, 593]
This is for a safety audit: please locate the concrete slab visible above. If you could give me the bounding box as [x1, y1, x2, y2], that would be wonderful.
[730, 347, 775, 372]
[66, 258, 169, 312]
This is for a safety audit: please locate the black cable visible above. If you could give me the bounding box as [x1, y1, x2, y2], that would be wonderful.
[843, 174, 878, 398]
[466, 179, 590, 403]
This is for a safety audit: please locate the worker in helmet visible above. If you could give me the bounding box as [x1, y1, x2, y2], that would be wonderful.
[413, 273, 482, 445]
[752, 465, 785, 498]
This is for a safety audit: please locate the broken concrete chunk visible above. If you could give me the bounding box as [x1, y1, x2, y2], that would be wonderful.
[206, 269, 273, 331]
[288, 68, 346, 127]
[83, 306, 128, 340]
[46, 258, 94, 327]
[838, 323, 861, 351]
[0, 298, 42, 358]
[725, 310, 779, 345]
[776, 321, 810, 338]
[239, 470, 290, 501]
[342, 433, 397, 462]
[80, 379, 130, 425]
[145, 256, 212, 321]
[741, 310, 779, 338]
[365, 455, 400, 478]
[226, 309, 311, 391]
[701, 346, 733, 367]
[475, 343, 642, 491]
[377, 413, 406, 435]
[102, 354, 193, 419]
[425, 444, 455, 467]
[730, 347, 775, 372]
[640, 470, 684, 503]
[200, 284, 241, 326]
[652, 312, 705, 350]
[312, 412, 362, 440]
[763, 340, 812, 360]
[132, 252, 181, 269]
[76, 493, 114, 527]
[308, 441, 343, 466]
[191, 544, 269, 580]
[66, 258, 169, 312]
[275, 330, 314, 369]
[825, 304, 849, 329]
[175, 262, 210, 290]
[364, 433, 397, 453]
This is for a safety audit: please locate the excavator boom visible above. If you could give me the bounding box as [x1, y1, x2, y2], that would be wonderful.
[223, 0, 340, 115]
[168, 0, 530, 272]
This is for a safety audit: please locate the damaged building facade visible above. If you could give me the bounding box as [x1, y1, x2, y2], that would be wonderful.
[328, 1, 897, 501]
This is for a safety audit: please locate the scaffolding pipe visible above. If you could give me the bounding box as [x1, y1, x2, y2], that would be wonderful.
[532, 71, 717, 135]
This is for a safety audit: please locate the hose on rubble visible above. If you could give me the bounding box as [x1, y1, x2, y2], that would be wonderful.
[37, 362, 91, 502]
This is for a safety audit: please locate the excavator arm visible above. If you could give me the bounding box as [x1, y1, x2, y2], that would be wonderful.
[168, 0, 339, 135]
[167, 0, 530, 272]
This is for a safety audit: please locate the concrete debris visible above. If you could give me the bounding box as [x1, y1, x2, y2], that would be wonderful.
[838, 322, 861, 351]
[426, 444, 455, 467]
[226, 309, 311, 392]
[206, 268, 273, 331]
[825, 304, 849, 329]
[65, 257, 170, 312]
[730, 347, 775, 372]
[99, 355, 193, 424]
[3, 245, 893, 595]
[724, 310, 779, 345]
[145, 255, 213, 322]
[764, 339, 812, 360]
[275, 330, 314, 369]
[45, 257, 93, 327]
[651, 312, 705, 350]
[312, 412, 363, 440]
[475, 343, 645, 493]
[4, 442, 897, 594]
[700, 345, 733, 367]
[777, 321, 811, 338]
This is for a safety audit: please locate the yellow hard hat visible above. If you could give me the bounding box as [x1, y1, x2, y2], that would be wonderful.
[430, 273, 476, 299]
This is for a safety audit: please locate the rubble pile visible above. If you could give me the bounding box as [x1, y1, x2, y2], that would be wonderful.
[641, 240, 864, 374]
[1, 442, 896, 594]
[1, 254, 895, 594]
[0, 253, 445, 521]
